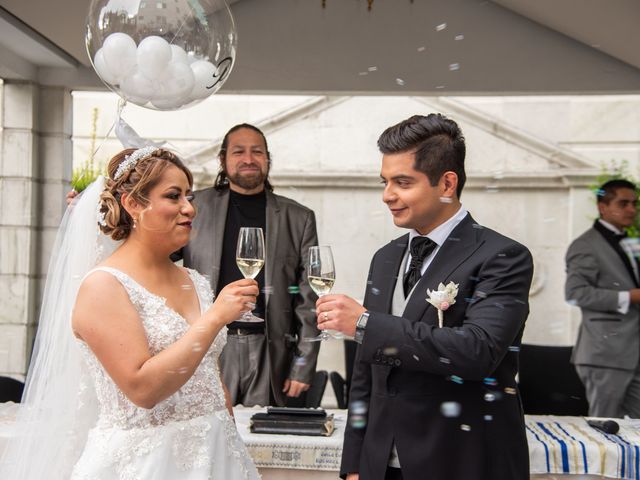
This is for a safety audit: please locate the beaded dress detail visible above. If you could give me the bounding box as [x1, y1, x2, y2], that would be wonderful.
[70, 267, 260, 479]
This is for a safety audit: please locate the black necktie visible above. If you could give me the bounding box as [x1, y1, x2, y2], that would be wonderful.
[403, 236, 437, 296]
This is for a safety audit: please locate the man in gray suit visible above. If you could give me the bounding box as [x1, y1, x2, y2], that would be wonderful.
[566, 179, 640, 418]
[182, 123, 320, 407]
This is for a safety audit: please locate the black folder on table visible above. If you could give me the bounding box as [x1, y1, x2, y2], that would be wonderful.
[249, 407, 335, 436]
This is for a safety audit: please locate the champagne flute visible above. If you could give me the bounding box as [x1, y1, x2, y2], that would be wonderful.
[236, 227, 265, 322]
[305, 245, 342, 341]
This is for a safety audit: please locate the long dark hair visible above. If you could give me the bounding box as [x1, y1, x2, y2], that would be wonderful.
[214, 123, 274, 191]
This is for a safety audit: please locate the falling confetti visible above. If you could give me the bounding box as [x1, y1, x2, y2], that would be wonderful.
[287, 285, 300, 294]
[349, 400, 368, 429]
[455, 34, 465, 41]
[440, 401, 461, 417]
[449, 63, 460, 71]
[417, 46, 426, 52]
[460, 424, 471, 431]
[395, 78, 405, 86]
[436, 23, 447, 31]
[368, 66, 378, 72]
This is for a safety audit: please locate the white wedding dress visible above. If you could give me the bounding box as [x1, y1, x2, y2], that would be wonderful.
[70, 266, 260, 480]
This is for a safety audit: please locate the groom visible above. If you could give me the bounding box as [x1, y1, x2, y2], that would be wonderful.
[317, 114, 533, 480]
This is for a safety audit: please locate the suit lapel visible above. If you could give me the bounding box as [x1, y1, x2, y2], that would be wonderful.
[375, 235, 409, 314]
[402, 214, 484, 323]
[265, 191, 280, 310]
[209, 189, 229, 294]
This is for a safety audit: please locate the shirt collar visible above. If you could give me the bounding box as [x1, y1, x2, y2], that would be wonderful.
[598, 219, 624, 235]
[408, 206, 468, 247]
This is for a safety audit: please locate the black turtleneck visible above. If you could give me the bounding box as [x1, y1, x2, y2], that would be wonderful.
[219, 189, 267, 326]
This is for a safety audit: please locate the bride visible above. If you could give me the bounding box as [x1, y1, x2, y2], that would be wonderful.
[0, 147, 261, 479]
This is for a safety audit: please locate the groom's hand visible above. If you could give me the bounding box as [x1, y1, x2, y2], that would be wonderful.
[316, 294, 365, 338]
[346, 474, 359, 480]
[283, 379, 310, 397]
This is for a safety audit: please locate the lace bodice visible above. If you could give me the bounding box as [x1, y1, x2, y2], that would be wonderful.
[77, 267, 228, 430]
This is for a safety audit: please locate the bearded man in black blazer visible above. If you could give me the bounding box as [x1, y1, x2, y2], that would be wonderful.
[317, 114, 533, 480]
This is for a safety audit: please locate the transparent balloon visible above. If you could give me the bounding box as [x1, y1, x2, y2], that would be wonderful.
[86, 0, 237, 111]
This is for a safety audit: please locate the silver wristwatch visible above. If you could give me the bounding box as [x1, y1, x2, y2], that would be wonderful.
[354, 311, 370, 344]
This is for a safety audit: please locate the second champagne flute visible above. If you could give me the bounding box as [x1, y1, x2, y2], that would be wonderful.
[306, 245, 342, 341]
[236, 227, 265, 322]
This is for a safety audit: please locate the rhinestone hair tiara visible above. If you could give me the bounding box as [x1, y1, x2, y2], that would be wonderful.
[113, 146, 158, 180]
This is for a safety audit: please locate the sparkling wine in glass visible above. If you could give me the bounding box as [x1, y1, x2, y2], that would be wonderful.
[306, 245, 342, 342]
[236, 227, 265, 322]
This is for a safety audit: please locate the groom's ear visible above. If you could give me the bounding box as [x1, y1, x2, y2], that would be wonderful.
[440, 171, 459, 200]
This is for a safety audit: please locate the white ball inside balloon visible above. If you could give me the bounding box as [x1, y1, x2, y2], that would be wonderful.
[120, 70, 156, 104]
[101, 33, 137, 82]
[93, 48, 118, 85]
[137, 36, 172, 80]
[170, 45, 189, 65]
[190, 60, 218, 100]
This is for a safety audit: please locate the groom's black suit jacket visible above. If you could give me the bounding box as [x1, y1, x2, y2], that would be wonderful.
[340, 214, 533, 480]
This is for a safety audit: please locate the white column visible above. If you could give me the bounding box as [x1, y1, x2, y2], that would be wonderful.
[0, 80, 71, 379]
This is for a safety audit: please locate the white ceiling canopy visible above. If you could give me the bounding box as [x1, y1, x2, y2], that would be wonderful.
[0, 0, 639, 94]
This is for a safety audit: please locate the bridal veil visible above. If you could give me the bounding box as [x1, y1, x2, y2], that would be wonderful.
[0, 177, 118, 479]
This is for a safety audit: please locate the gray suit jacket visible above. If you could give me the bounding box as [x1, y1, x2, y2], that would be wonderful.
[565, 226, 640, 370]
[181, 186, 320, 405]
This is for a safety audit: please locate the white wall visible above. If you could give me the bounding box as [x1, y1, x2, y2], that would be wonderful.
[68, 92, 640, 404]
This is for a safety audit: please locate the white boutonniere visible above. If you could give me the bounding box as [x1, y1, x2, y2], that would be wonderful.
[426, 281, 459, 328]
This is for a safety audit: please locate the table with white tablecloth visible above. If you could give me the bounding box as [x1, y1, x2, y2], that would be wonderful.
[1, 405, 639, 479]
[234, 407, 640, 480]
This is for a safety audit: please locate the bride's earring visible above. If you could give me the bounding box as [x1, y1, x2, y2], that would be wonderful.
[133, 217, 138, 229]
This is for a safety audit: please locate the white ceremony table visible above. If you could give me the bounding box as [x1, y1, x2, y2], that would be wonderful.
[2, 404, 639, 479]
[234, 407, 640, 480]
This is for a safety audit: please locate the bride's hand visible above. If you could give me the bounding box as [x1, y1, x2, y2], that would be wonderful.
[209, 279, 259, 325]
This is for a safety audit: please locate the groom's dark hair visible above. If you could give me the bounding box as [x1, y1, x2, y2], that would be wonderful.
[377, 113, 466, 198]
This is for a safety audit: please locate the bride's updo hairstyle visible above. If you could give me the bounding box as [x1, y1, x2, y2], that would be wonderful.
[98, 147, 193, 240]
